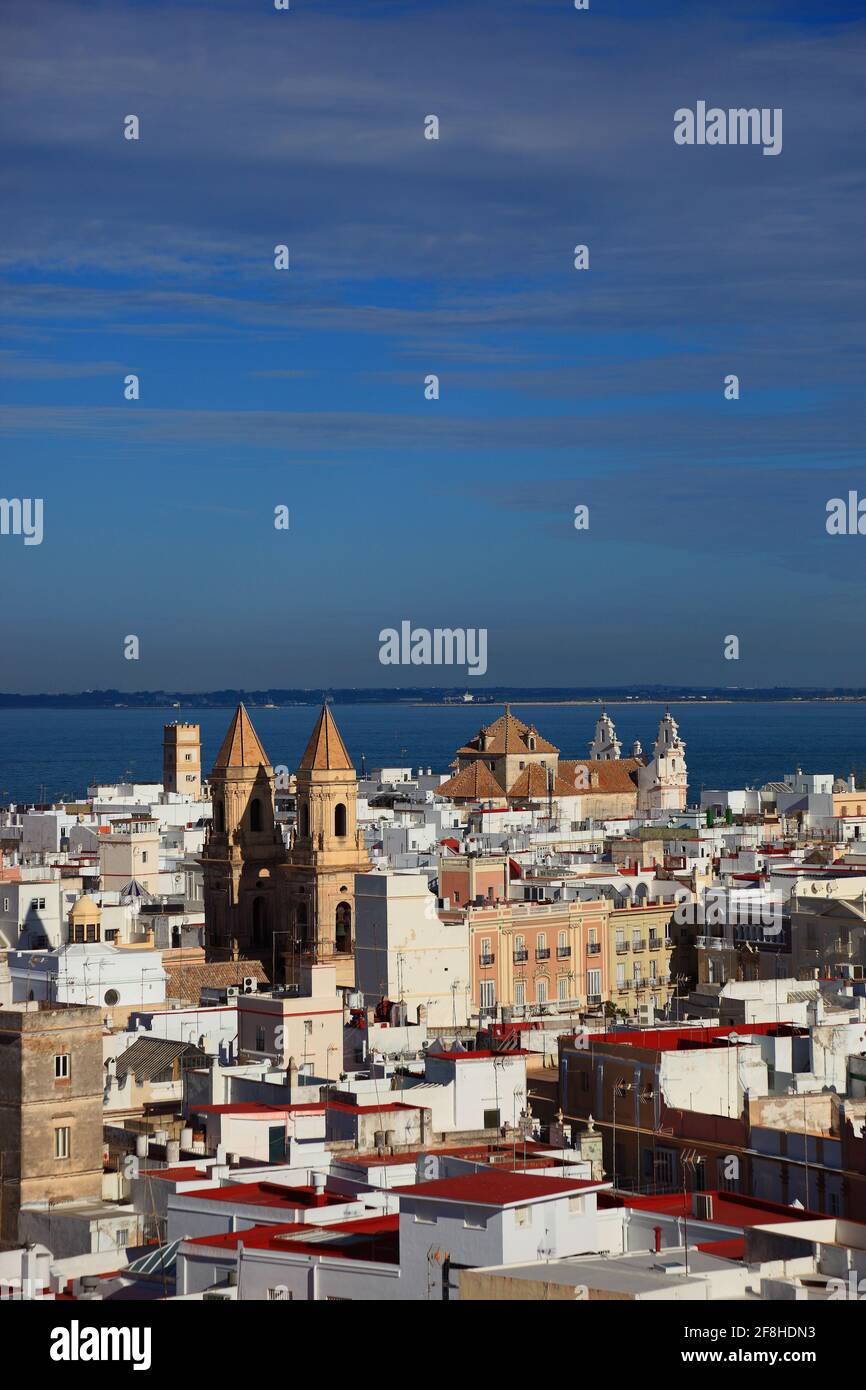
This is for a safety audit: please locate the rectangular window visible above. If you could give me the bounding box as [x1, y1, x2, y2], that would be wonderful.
[655, 1148, 677, 1187]
[479, 980, 496, 1010]
[514, 1205, 532, 1228]
[54, 1126, 71, 1160]
[464, 1207, 486, 1230]
[587, 969, 601, 998]
[558, 977, 568, 1001]
[54, 1054, 70, 1080]
[616, 963, 626, 988]
[514, 981, 525, 1007]
[116, 1229, 129, 1249]
[255, 1026, 266, 1052]
[536, 979, 548, 1004]
[483, 1107, 500, 1130]
[568, 1195, 583, 1214]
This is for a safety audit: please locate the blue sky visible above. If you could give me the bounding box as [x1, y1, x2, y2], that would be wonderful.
[1, 0, 864, 691]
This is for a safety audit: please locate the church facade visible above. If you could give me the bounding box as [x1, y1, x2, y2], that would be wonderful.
[201, 703, 369, 985]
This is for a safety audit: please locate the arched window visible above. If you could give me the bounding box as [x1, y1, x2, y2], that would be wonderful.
[249, 797, 263, 833]
[252, 896, 268, 946]
[215, 800, 225, 832]
[335, 901, 352, 953]
[334, 803, 347, 837]
[301, 803, 310, 837]
[558, 929, 567, 950]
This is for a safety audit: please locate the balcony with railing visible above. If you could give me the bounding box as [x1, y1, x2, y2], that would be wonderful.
[587, 942, 602, 955]
[513, 948, 529, 963]
[479, 953, 495, 967]
[556, 946, 571, 959]
[648, 936, 661, 950]
[536, 948, 551, 961]
[632, 939, 646, 952]
[615, 941, 628, 954]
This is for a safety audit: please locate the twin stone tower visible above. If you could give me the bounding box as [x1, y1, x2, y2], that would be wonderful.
[201, 703, 370, 985]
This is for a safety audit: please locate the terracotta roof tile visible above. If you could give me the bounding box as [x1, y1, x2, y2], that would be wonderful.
[437, 762, 506, 801]
[457, 707, 559, 757]
[560, 758, 642, 794]
[163, 959, 270, 1003]
[506, 764, 576, 799]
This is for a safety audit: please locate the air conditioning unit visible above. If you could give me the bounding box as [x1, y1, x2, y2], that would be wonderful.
[242, 977, 257, 993]
[226, 986, 240, 999]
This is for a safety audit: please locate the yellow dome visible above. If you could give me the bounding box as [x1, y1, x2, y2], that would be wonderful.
[69, 893, 101, 918]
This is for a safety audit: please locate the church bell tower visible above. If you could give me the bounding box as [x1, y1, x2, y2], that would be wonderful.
[202, 704, 287, 964]
[281, 704, 370, 986]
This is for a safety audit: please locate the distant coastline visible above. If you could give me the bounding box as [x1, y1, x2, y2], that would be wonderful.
[1, 687, 866, 710]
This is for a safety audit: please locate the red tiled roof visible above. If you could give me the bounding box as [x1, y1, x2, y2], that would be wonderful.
[184, 1222, 309, 1250]
[437, 762, 506, 802]
[140, 1167, 209, 1182]
[328, 1100, 421, 1114]
[396, 1171, 597, 1207]
[575, 1021, 803, 1053]
[560, 759, 642, 794]
[184, 1215, 399, 1263]
[457, 708, 559, 758]
[598, 1189, 823, 1228]
[181, 1181, 341, 1209]
[506, 764, 576, 800]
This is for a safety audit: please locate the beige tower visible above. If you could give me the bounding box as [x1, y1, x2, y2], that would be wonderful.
[281, 705, 370, 987]
[201, 705, 288, 966]
[163, 721, 201, 798]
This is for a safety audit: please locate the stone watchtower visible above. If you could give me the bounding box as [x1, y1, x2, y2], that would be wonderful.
[163, 721, 202, 798]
